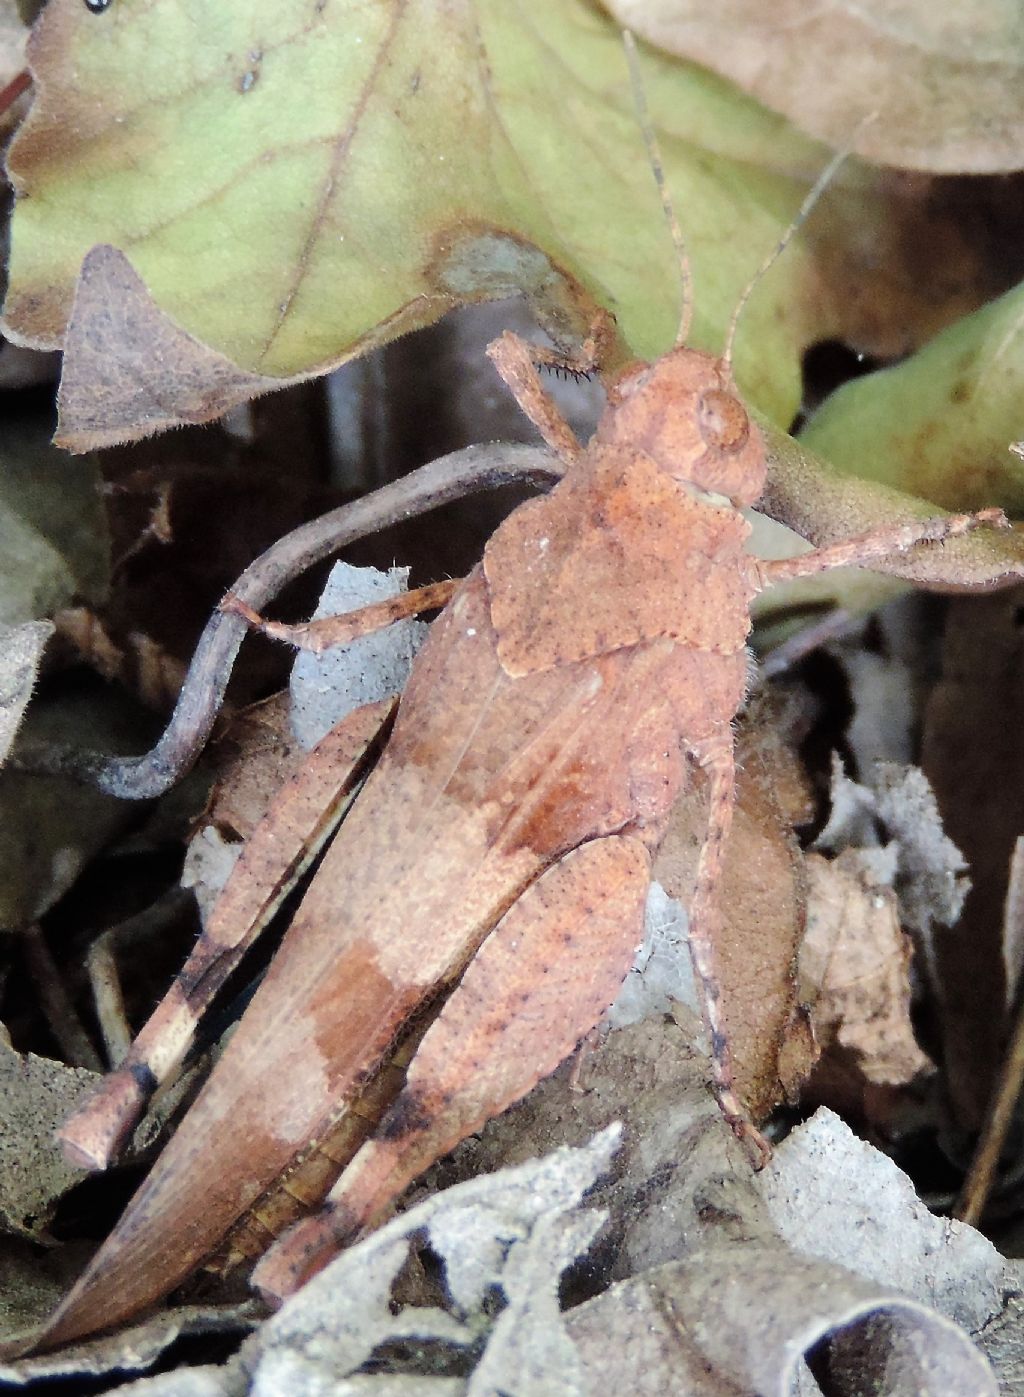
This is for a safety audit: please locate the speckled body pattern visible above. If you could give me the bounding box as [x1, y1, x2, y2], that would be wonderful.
[33, 336, 1003, 1348]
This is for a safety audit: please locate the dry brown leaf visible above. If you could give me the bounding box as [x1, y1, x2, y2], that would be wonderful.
[202, 693, 301, 844]
[606, 0, 1024, 173]
[808, 759, 973, 1133]
[1003, 836, 1024, 1012]
[55, 248, 284, 453]
[801, 850, 932, 1095]
[653, 710, 810, 1120]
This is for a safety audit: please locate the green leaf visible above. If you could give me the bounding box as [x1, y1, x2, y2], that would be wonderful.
[4, 0, 855, 435]
[0, 419, 108, 623]
[800, 282, 1024, 517]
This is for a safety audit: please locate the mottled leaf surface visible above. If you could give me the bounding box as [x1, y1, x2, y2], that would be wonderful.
[607, 0, 1024, 172]
[5, 0, 879, 437]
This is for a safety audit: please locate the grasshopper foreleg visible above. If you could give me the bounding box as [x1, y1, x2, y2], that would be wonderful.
[486, 333, 585, 465]
[222, 578, 460, 655]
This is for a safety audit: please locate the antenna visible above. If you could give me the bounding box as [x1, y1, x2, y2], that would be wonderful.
[622, 29, 693, 348]
[722, 116, 876, 377]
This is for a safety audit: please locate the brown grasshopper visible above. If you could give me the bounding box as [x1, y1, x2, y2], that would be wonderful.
[26, 103, 1009, 1352]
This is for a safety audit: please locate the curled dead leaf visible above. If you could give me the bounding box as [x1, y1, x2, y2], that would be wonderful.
[802, 850, 932, 1093]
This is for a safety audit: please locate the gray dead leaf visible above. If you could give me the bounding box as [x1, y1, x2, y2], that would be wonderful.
[304, 1382, 461, 1396]
[0, 1044, 96, 1243]
[434, 1020, 1000, 1393]
[567, 1242, 995, 1396]
[606, 881, 697, 1031]
[0, 1303, 258, 1388]
[466, 1210, 601, 1397]
[564, 1095, 994, 1391]
[252, 1371, 459, 1397]
[813, 757, 969, 992]
[841, 645, 916, 773]
[247, 1233, 468, 1394]
[872, 763, 971, 937]
[0, 621, 52, 768]
[290, 563, 426, 749]
[760, 1109, 1006, 1333]
[972, 1288, 1024, 1396]
[239, 1128, 620, 1395]
[180, 825, 243, 926]
[813, 755, 880, 852]
[101, 1369, 245, 1397]
[826, 595, 934, 773]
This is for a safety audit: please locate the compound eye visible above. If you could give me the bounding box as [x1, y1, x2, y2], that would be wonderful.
[697, 389, 750, 453]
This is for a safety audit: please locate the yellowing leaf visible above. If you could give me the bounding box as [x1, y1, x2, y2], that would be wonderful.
[606, 0, 1024, 173]
[4, 0, 865, 439]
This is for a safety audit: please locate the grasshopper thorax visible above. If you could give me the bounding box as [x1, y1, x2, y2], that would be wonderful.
[595, 347, 765, 509]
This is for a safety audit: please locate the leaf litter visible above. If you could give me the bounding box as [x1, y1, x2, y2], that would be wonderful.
[0, 564, 1013, 1390]
[4, 2, 1024, 1392]
[0, 388, 1017, 1369]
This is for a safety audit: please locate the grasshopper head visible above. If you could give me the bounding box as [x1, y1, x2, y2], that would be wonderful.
[596, 347, 766, 508]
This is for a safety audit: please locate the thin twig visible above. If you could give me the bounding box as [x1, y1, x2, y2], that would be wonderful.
[86, 889, 195, 1067]
[759, 608, 855, 679]
[87, 939, 132, 1069]
[22, 924, 103, 1073]
[0, 69, 30, 119]
[956, 840, 1024, 1226]
[19, 443, 561, 800]
[955, 996, 1024, 1227]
